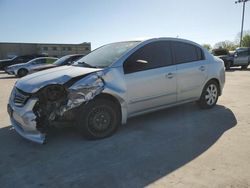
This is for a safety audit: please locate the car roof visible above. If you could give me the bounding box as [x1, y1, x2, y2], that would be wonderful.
[107, 37, 203, 49]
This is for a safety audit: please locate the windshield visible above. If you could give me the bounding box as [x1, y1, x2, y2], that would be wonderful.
[53, 56, 70, 66]
[25, 58, 37, 64]
[73, 41, 140, 68]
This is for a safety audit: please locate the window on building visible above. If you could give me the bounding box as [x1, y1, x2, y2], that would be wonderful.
[67, 47, 72, 51]
[52, 47, 57, 51]
[43, 47, 48, 51]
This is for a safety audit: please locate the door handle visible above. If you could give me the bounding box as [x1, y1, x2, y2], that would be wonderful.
[199, 66, 205, 71]
[166, 72, 174, 79]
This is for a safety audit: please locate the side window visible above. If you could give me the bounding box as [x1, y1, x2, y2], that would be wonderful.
[15, 56, 25, 62]
[45, 58, 55, 64]
[237, 50, 248, 57]
[196, 48, 204, 60]
[123, 41, 172, 74]
[23, 56, 32, 62]
[172, 42, 204, 64]
[69, 56, 82, 64]
[32, 59, 42, 65]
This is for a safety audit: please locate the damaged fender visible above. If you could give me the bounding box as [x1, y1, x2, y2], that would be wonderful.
[56, 71, 105, 116]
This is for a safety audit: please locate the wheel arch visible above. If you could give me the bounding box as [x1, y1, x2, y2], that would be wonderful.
[204, 78, 221, 96]
[17, 68, 28, 76]
[95, 93, 127, 124]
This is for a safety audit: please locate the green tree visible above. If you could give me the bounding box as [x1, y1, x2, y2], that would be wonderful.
[235, 30, 250, 47]
[242, 34, 250, 47]
[202, 44, 212, 51]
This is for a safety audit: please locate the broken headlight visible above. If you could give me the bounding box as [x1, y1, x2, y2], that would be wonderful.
[45, 85, 67, 101]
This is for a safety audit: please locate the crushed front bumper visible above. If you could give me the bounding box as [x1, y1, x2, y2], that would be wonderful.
[8, 98, 46, 144]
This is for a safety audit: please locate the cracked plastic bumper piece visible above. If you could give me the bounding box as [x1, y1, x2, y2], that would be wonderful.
[8, 98, 45, 144]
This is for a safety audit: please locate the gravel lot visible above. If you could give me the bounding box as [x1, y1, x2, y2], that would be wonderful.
[0, 69, 250, 188]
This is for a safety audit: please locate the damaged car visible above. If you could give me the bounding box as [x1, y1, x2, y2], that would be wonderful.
[7, 38, 225, 144]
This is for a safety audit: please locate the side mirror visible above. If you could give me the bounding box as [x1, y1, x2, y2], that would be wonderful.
[136, 59, 148, 64]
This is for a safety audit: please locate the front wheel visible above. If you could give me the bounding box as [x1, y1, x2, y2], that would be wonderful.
[17, 68, 28, 77]
[197, 81, 219, 109]
[76, 98, 121, 139]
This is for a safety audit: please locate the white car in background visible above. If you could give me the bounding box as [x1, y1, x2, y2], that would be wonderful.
[5, 57, 58, 77]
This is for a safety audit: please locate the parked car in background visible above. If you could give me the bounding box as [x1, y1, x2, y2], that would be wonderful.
[212, 48, 233, 70]
[230, 47, 250, 69]
[212, 47, 250, 70]
[5, 57, 58, 77]
[31, 54, 84, 73]
[7, 38, 225, 144]
[0, 54, 47, 70]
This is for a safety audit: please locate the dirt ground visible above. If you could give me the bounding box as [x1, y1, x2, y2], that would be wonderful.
[0, 69, 250, 188]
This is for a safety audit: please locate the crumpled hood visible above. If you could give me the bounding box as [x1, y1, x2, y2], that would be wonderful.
[16, 66, 102, 93]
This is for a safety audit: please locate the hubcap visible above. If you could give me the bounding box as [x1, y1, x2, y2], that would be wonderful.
[205, 84, 218, 105]
[89, 107, 112, 132]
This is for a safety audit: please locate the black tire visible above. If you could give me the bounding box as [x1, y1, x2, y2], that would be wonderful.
[241, 65, 248, 70]
[17, 68, 28, 77]
[76, 98, 121, 140]
[197, 80, 219, 109]
[225, 61, 231, 70]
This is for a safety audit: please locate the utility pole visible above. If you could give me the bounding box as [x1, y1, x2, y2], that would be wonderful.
[235, 0, 249, 47]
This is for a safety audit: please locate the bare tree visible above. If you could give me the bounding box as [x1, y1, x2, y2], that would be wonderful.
[214, 40, 237, 51]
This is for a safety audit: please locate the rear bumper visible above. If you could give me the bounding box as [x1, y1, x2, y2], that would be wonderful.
[8, 98, 45, 144]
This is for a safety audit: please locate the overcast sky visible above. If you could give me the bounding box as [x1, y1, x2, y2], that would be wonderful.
[0, 0, 249, 49]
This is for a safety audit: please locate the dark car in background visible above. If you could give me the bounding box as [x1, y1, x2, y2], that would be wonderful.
[31, 54, 84, 73]
[0, 54, 47, 70]
[232, 47, 250, 69]
[212, 47, 250, 70]
[212, 48, 234, 70]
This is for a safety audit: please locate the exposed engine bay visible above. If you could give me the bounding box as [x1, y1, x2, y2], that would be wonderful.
[35, 72, 104, 130]
[9, 71, 105, 143]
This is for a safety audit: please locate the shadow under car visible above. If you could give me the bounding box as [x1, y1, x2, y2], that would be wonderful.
[0, 103, 237, 188]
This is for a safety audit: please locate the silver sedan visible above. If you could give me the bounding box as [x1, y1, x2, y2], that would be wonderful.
[7, 38, 225, 144]
[5, 57, 58, 77]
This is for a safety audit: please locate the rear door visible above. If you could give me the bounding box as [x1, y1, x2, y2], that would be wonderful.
[172, 41, 208, 102]
[124, 41, 177, 115]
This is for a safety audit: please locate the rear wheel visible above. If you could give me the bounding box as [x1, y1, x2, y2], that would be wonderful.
[241, 65, 248, 70]
[76, 98, 121, 139]
[197, 80, 219, 109]
[225, 61, 231, 70]
[17, 68, 28, 77]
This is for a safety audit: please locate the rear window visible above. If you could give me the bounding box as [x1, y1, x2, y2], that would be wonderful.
[172, 42, 204, 64]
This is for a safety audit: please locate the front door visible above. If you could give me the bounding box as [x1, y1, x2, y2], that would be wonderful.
[123, 41, 177, 116]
